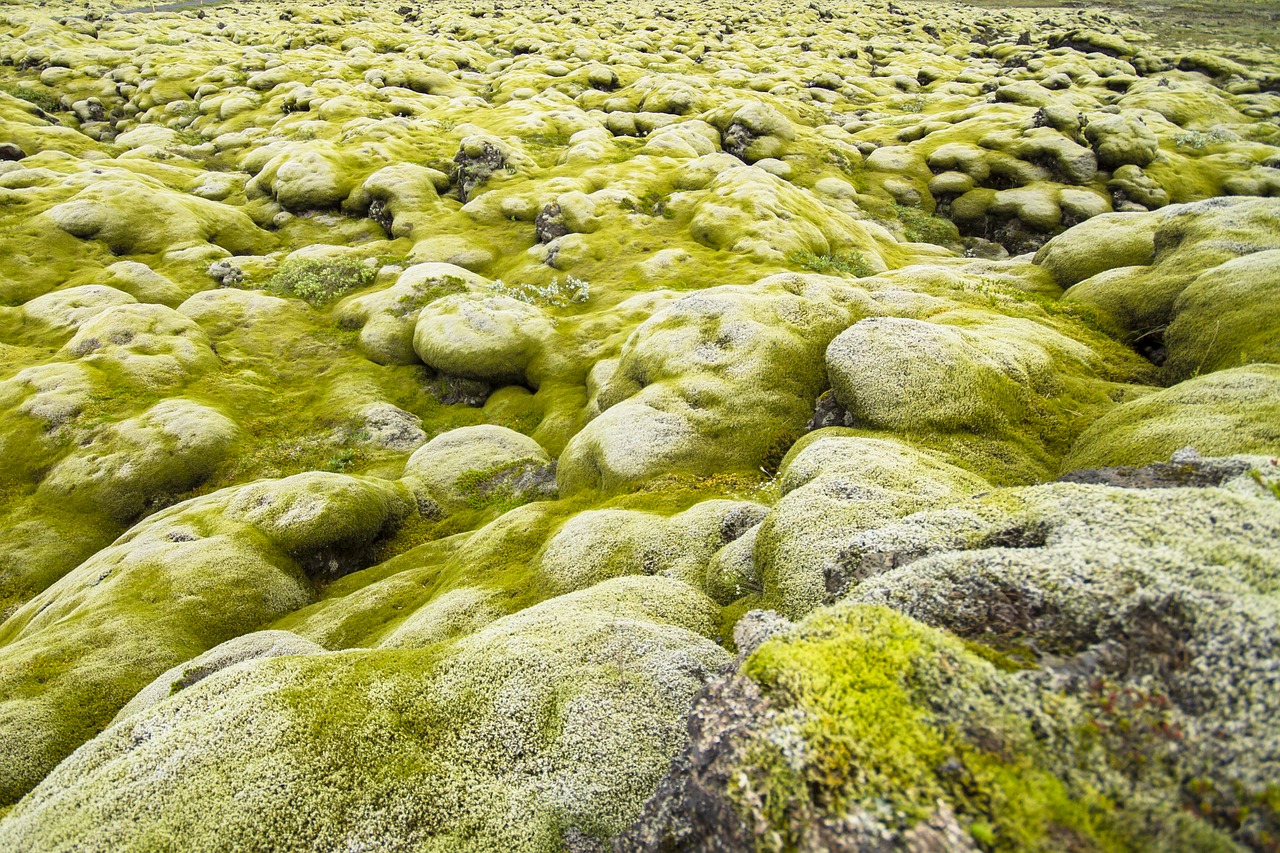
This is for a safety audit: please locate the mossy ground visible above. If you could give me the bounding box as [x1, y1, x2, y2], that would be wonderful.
[1, 0, 1279, 848]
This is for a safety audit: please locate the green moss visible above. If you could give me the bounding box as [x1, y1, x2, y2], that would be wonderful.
[455, 461, 546, 512]
[1064, 365, 1280, 470]
[266, 257, 378, 307]
[0, 84, 60, 115]
[740, 605, 1145, 850]
[620, 189, 674, 218]
[786, 249, 874, 277]
[893, 202, 959, 246]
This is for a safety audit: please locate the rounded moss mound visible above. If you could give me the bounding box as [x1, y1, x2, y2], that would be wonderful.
[337, 263, 483, 365]
[413, 294, 555, 388]
[1062, 198, 1280, 342]
[1162, 250, 1280, 381]
[111, 630, 325, 725]
[559, 276, 863, 493]
[1063, 365, 1280, 470]
[536, 500, 767, 597]
[36, 398, 240, 522]
[755, 434, 990, 621]
[823, 311, 1150, 480]
[400, 424, 553, 513]
[0, 577, 731, 853]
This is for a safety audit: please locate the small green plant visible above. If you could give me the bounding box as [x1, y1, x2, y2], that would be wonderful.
[621, 189, 673, 218]
[267, 257, 377, 306]
[1, 84, 60, 114]
[892, 203, 958, 246]
[787, 249, 874, 277]
[173, 128, 206, 146]
[322, 448, 356, 472]
[455, 462, 547, 512]
[487, 275, 589, 307]
[1249, 469, 1280, 500]
[392, 275, 467, 316]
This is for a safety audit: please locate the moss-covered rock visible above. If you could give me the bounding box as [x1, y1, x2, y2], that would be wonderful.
[621, 604, 1239, 852]
[44, 178, 270, 256]
[111, 629, 325, 724]
[537, 500, 767, 597]
[413, 293, 555, 388]
[1034, 212, 1158, 288]
[0, 470, 414, 807]
[1062, 198, 1280, 347]
[36, 398, 239, 522]
[559, 275, 869, 493]
[1162, 249, 1280, 380]
[0, 577, 730, 852]
[824, 311, 1151, 480]
[400, 424, 554, 513]
[1063, 365, 1280, 469]
[337, 263, 483, 365]
[61, 303, 219, 389]
[245, 142, 357, 212]
[838, 476, 1280, 849]
[755, 434, 990, 620]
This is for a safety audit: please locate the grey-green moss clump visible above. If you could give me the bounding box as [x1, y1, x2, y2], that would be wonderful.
[727, 603, 1240, 851]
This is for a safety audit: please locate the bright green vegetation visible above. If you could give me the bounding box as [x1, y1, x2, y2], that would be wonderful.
[785, 249, 875, 277]
[266, 257, 379, 307]
[742, 606, 1122, 850]
[0, 0, 1278, 848]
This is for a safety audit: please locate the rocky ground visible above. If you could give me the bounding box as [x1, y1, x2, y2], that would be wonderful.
[0, 0, 1278, 850]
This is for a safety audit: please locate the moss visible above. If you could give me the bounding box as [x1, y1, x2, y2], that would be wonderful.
[1063, 366, 1280, 470]
[785, 249, 874, 277]
[0, 84, 60, 115]
[892, 202, 960, 247]
[1, 0, 1278, 845]
[739, 605, 1124, 850]
[266, 256, 378, 306]
[1, 579, 730, 852]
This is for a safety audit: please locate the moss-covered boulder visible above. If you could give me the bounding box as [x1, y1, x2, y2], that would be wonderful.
[755, 434, 990, 620]
[559, 275, 869, 493]
[840, 475, 1280, 850]
[1162, 249, 1280, 380]
[0, 472, 412, 807]
[111, 630, 325, 724]
[620, 604, 1237, 852]
[21, 285, 137, 336]
[1062, 198, 1280, 349]
[44, 178, 269, 256]
[337, 263, 484, 365]
[61, 303, 219, 390]
[413, 294, 556, 388]
[1063, 365, 1280, 469]
[824, 311, 1152, 481]
[245, 142, 357, 212]
[400, 424, 554, 514]
[537, 500, 767, 597]
[36, 398, 239, 522]
[0, 577, 730, 852]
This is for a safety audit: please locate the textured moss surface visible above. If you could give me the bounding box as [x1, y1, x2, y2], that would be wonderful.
[1, 0, 1279, 847]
